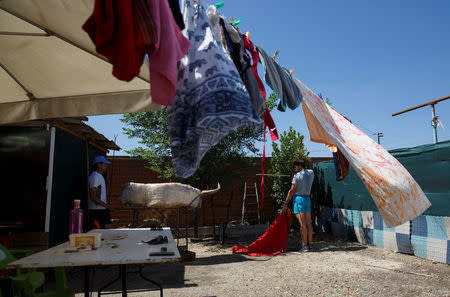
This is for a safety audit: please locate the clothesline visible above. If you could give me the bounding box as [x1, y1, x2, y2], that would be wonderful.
[255, 174, 290, 177]
[203, 0, 431, 226]
[82, 0, 431, 227]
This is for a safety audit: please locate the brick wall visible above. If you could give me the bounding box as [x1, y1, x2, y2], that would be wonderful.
[106, 156, 331, 229]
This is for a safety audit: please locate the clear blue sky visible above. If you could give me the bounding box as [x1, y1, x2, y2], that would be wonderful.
[88, 0, 450, 158]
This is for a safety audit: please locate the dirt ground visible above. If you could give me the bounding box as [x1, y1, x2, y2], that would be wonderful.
[65, 230, 450, 297]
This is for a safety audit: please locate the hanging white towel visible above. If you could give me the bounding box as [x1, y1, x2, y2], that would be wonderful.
[294, 77, 431, 227]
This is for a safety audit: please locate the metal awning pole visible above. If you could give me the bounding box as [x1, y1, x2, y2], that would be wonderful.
[45, 126, 56, 232]
[392, 95, 449, 144]
[431, 104, 438, 144]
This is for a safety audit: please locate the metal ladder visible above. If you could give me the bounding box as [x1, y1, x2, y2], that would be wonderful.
[240, 182, 261, 225]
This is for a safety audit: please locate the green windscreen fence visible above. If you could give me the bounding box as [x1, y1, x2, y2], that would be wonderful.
[312, 140, 450, 217]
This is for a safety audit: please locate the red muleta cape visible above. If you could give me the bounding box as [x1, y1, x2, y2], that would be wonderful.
[231, 211, 292, 256]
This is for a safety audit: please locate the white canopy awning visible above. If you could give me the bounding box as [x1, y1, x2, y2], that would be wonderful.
[0, 0, 161, 125]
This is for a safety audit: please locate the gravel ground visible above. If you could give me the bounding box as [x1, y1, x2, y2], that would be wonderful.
[69, 231, 450, 297]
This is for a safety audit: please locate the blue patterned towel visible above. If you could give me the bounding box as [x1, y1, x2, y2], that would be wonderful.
[168, 0, 262, 178]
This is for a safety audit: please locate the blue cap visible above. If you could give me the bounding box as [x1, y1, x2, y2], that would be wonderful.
[93, 155, 111, 165]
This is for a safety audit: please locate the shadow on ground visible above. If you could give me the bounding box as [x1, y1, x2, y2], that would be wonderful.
[214, 230, 368, 254]
[46, 232, 367, 295]
[285, 231, 368, 253]
[63, 263, 193, 294]
[62, 252, 257, 294]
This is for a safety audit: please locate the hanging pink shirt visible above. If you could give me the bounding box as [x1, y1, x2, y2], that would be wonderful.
[147, 0, 190, 106]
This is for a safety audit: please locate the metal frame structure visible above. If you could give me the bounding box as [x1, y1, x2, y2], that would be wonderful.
[392, 95, 450, 144]
[115, 194, 203, 252]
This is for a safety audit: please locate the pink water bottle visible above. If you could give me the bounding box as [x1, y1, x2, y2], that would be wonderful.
[69, 199, 83, 234]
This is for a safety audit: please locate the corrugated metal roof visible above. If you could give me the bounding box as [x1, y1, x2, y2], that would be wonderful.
[6, 117, 120, 151]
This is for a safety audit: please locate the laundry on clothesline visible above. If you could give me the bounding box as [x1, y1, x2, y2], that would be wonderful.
[257, 46, 303, 112]
[83, 1, 430, 229]
[83, 1, 148, 82]
[168, 0, 186, 30]
[168, 0, 262, 179]
[146, 0, 191, 106]
[83, 0, 190, 106]
[295, 76, 431, 227]
[242, 35, 279, 141]
[333, 149, 350, 181]
[207, 5, 279, 140]
[209, 10, 266, 117]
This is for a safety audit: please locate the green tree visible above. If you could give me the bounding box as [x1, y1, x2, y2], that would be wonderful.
[120, 109, 262, 188]
[266, 92, 278, 111]
[270, 127, 312, 210]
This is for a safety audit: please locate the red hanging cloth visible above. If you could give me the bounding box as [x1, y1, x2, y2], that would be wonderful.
[231, 211, 292, 256]
[82, 0, 147, 82]
[259, 125, 266, 211]
[241, 34, 279, 211]
[242, 34, 279, 141]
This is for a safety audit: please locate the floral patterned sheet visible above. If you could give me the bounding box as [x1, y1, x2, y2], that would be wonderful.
[294, 77, 431, 227]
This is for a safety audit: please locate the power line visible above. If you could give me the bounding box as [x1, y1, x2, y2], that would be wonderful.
[352, 121, 377, 135]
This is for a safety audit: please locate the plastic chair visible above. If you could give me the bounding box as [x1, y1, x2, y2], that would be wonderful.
[34, 267, 74, 297]
[0, 245, 44, 296]
[0, 245, 73, 297]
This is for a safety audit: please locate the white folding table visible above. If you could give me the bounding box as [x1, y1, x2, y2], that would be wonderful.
[6, 228, 181, 297]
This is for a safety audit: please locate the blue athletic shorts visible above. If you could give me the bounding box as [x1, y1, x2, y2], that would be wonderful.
[293, 195, 311, 214]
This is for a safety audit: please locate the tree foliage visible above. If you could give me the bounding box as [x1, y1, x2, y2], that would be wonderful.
[265, 92, 278, 112]
[270, 127, 312, 208]
[121, 109, 174, 179]
[120, 109, 262, 188]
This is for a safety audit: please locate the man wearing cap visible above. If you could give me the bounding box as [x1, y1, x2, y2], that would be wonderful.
[88, 155, 113, 229]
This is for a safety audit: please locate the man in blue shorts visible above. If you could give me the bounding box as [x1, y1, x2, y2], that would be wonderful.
[282, 160, 315, 252]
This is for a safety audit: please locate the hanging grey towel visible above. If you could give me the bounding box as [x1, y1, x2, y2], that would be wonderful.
[168, 0, 263, 179]
[257, 46, 303, 111]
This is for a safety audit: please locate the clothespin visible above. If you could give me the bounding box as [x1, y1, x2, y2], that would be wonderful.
[229, 16, 241, 32]
[230, 18, 242, 26]
[272, 49, 280, 60]
[289, 69, 294, 75]
[214, 2, 224, 8]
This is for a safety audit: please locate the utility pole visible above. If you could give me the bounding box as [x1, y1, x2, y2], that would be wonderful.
[377, 132, 384, 144]
[392, 95, 449, 144]
[431, 104, 438, 143]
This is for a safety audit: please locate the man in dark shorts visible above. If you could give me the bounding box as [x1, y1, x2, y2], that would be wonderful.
[88, 156, 113, 229]
[282, 160, 315, 252]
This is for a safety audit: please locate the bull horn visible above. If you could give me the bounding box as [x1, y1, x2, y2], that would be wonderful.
[200, 183, 221, 196]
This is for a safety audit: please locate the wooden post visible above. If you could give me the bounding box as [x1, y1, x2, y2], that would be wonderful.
[254, 183, 260, 224]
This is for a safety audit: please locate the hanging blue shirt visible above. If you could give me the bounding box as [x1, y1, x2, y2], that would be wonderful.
[292, 169, 314, 196]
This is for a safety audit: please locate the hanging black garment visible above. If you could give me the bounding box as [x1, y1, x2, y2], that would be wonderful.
[220, 19, 265, 116]
[168, 0, 185, 30]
